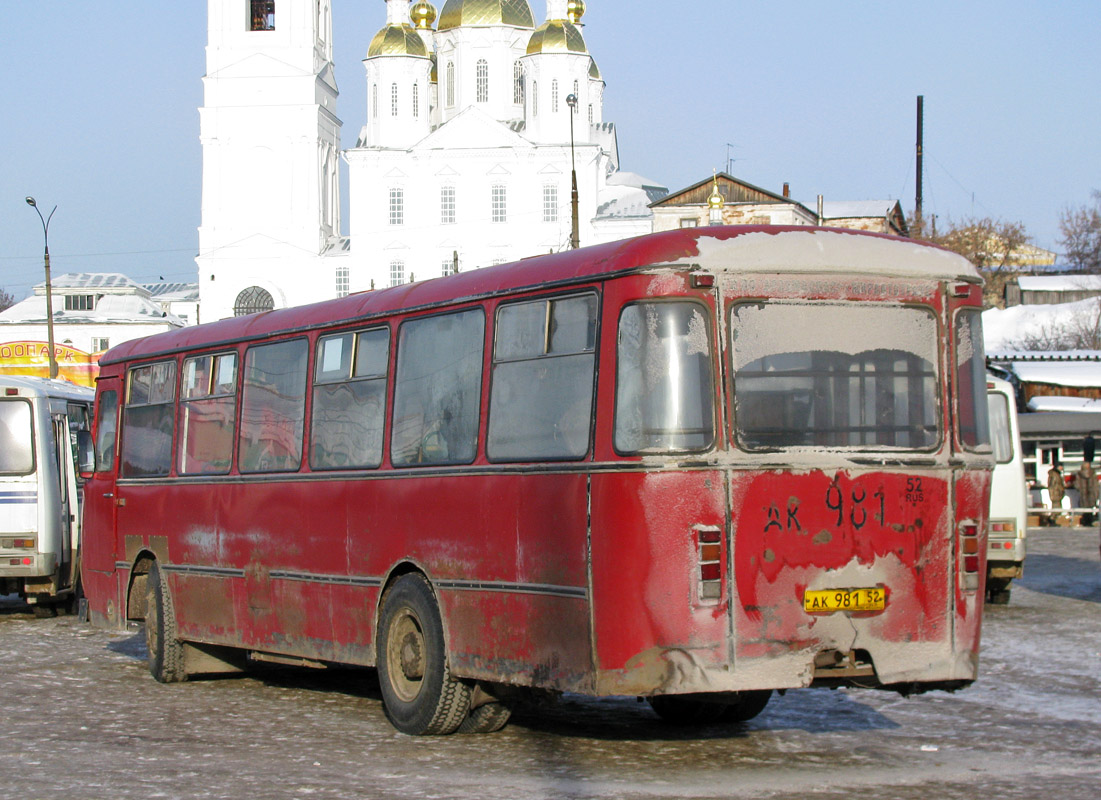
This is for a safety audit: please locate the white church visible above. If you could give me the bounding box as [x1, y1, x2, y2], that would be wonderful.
[197, 0, 665, 321]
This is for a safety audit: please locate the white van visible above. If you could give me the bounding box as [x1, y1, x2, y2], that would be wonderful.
[0, 376, 94, 615]
[986, 375, 1027, 605]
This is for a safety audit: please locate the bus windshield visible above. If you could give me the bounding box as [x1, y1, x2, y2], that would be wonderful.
[731, 302, 940, 450]
[0, 400, 34, 474]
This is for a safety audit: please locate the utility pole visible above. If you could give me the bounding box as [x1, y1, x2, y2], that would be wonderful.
[25, 197, 59, 379]
[915, 95, 924, 237]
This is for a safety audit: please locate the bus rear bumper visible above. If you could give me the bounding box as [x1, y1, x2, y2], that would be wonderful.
[0, 552, 56, 580]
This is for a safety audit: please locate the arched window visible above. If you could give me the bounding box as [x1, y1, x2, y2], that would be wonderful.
[476, 59, 489, 103]
[413, 83, 419, 118]
[552, 79, 559, 113]
[391, 83, 399, 116]
[532, 81, 538, 116]
[234, 286, 275, 317]
[588, 103, 593, 124]
[446, 61, 455, 107]
[513, 61, 524, 105]
[371, 84, 378, 119]
[573, 80, 579, 99]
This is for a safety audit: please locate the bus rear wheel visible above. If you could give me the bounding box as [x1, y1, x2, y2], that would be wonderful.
[377, 574, 471, 735]
[145, 561, 187, 683]
[458, 701, 513, 734]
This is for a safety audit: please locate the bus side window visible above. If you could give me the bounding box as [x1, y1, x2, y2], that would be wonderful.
[310, 328, 389, 470]
[488, 293, 597, 461]
[120, 362, 176, 477]
[93, 391, 118, 473]
[179, 353, 238, 475]
[391, 309, 484, 467]
[239, 340, 308, 473]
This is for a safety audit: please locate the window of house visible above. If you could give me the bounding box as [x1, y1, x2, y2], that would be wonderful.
[679, 218, 699, 228]
[513, 61, 524, 105]
[335, 263, 349, 297]
[91, 337, 110, 352]
[310, 328, 389, 470]
[390, 260, 405, 287]
[238, 340, 307, 473]
[441, 186, 456, 224]
[543, 185, 558, 223]
[492, 185, 507, 223]
[64, 294, 98, 311]
[389, 188, 404, 226]
[249, 0, 275, 31]
[233, 286, 274, 316]
[121, 361, 177, 477]
[178, 353, 238, 475]
[442, 258, 453, 277]
[488, 294, 597, 461]
[476, 59, 489, 103]
[391, 309, 485, 466]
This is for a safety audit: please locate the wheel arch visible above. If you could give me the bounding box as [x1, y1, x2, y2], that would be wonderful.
[125, 550, 159, 621]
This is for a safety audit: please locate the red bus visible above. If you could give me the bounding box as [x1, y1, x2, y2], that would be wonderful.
[81, 226, 993, 735]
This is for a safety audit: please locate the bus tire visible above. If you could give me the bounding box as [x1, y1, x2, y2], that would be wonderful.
[377, 574, 471, 735]
[145, 561, 187, 684]
[719, 690, 771, 723]
[457, 702, 513, 734]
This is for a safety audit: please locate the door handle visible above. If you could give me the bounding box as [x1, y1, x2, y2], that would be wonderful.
[103, 492, 114, 498]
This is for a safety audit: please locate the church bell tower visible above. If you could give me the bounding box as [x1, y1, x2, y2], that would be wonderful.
[197, 0, 343, 320]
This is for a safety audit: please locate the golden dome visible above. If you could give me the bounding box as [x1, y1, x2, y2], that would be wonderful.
[567, 0, 586, 24]
[411, 2, 438, 29]
[438, 0, 535, 31]
[367, 23, 429, 58]
[588, 58, 601, 80]
[526, 19, 587, 55]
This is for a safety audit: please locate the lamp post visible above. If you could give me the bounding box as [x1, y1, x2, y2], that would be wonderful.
[566, 93, 580, 250]
[25, 197, 58, 379]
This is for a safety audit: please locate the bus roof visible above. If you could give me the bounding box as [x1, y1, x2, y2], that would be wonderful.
[101, 226, 977, 367]
[0, 375, 95, 400]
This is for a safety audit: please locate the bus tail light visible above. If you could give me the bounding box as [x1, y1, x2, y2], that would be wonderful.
[959, 521, 980, 591]
[696, 526, 723, 603]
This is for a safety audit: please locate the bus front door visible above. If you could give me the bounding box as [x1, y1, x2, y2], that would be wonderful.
[82, 382, 121, 626]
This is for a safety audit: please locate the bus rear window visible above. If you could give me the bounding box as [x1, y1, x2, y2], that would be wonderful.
[731, 302, 939, 450]
[615, 302, 715, 454]
[956, 309, 991, 451]
[0, 400, 34, 474]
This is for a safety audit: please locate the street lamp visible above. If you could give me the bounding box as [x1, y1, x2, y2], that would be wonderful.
[566, 93, 580, 250]
[25, 197, 58, 379]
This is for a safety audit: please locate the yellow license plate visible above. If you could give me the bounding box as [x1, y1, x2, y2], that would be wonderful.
[804, 587, 886, 613]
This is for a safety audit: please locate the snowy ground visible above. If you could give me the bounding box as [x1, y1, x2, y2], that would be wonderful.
[1, 529, 1098, 799]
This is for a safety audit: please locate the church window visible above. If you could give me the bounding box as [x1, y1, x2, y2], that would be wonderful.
[413, 84, 419, 118]
[372, 84, 378, 120]
[441, 186, 456, 225]
[476, 60, 489, 103]
[234, 286, 275, 316]
[532, 81, 538, 116]
[446, 62, 455, 107]
[552, 80, 559, 113]
[389, 189, 404, 226]
[442, 258, 454, 277]
[513, 62, 524, 105]
[390, 260, 406, 287]
[588, 104, 593, 124]
[249, 0, 275, 31]
[391, 83, 399, 117]
[543, 185, 559, 223]
[335, 263, 349, 298]
[573, 80, 579, 99]
[492, 185, 507, 224]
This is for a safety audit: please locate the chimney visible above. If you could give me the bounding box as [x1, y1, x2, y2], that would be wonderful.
[782, 183, 790, 198]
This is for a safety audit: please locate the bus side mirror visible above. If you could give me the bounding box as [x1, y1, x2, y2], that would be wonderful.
[76, 430, 96, 476]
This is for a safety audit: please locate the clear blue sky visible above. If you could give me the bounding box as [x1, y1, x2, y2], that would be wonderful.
[2, 1, 1098, 300]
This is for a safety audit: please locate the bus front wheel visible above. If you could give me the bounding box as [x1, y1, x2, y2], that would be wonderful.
[145, 561, 187, 683]
[377, 574, 471, 735]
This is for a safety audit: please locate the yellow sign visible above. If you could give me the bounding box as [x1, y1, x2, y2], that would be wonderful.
[803, 587, 886, 613]
[0, 341, 101, 387]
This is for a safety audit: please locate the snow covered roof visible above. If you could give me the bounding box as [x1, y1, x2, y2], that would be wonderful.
[1010, 361, 1101, 388]
[36, 272, 145, 294]
[606, 171, 668, 203]
[819, 200, 899, 219]
[0, 293, 183, 326]
[1017, 275, 1101, 292]
[981, 299, 1100, 352]
[1027, 395, 1101, 412]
